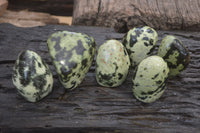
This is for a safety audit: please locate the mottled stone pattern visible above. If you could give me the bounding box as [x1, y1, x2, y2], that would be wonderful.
[47, 31, 96, 90]
[158, 35, 190, 77]
[12, 50, 53, 102]
[96, 40, 130, 87]
[122, 26, 158, 67]
[132, 56, 169, 103]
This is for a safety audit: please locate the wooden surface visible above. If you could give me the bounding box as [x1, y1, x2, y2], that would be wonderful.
[8, 0, 73, 16]
[0, 10, 59, 27]
[73, 0, 200, 32]
[0, 0, 8, 17]
[0, 23, 200, 133]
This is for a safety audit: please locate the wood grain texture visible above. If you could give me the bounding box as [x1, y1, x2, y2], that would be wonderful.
[0, 23, 200, 133]
[8, 0, 73, 16]
[0, 0, 8, 17]
[0, 10, 59, 27]
[73, 0, 200, 32]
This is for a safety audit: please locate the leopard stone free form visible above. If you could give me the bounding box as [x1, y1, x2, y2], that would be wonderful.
[96, 40, 130, 87]
[122, 26, 158, 67]
[12, 50, 53, 102]
[158, 35, 190, 77]
[47, 31, 96, 90]
[132, 56, 169, 103]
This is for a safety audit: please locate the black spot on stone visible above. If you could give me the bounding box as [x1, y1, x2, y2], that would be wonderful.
[156, 80, 162, 85]
[118, 73, 123, 80]
[60, 66, 72, 76]
[129, 58, 133, 64]
[34, 92, 41, 102]
[144, 67, 147, 70]
[98, 62, 120, 86]
[156, 83, 166, 94]
[71, 81, 76, 85]
[135, 83, 140, 87]
[76, 40, 85, 55]
[99, 71, 112, 80]
[32, 75, 47, 90]
[130, 35, 137, 47]
[138, 96, 148, 100]
[67, 81, 76, 90]
[47, 84, 51, 89]
[112, 73, 116, 77]
[78, 40, 83, 46]
[135, 29, 142, 37]
[59, 75, 70, 83]
[89, 47, 93, 55]
[106, 82, 114, 87]
[147, 90, 155, 95]
[163, 69, 166, 73]
[81, 59, 88, 69]
[147, 46, 156, 55]
[140, 75, 143, 77]
[143, 37, 149, 41]
[77, 73, 81, 78]
[144, 42, 148, 47]
[72, 72, 76, 76]
[146, 28, 154, 33]
[51, 36, 62, 51]
[149, 39, 154, 45]
[152, 73, 159, 79]
[113, 62, 119, 71]
[91, 41, 96, 47]
[38, 62, 42, 68]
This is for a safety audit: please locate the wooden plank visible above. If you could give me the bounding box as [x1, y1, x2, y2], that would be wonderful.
[73, 0, 200, 32]
[0, 0, 8, 17]
[8, 0, 73, 16]
[0, 23, 200, 132]
[0, 10, 59, 27]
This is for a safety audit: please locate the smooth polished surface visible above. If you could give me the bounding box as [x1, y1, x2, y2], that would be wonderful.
[47, 31, 96, 90]
[12, 50, 53, 102]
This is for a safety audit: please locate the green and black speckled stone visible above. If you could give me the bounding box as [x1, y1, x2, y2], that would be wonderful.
[122, 26, 158, 67]
[12, 50, 53, 102]
[158, 35, 190, 76]
[47, 31, 96, 90]
[132, 56, 169, 103]
[96, 40, 130, 87]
